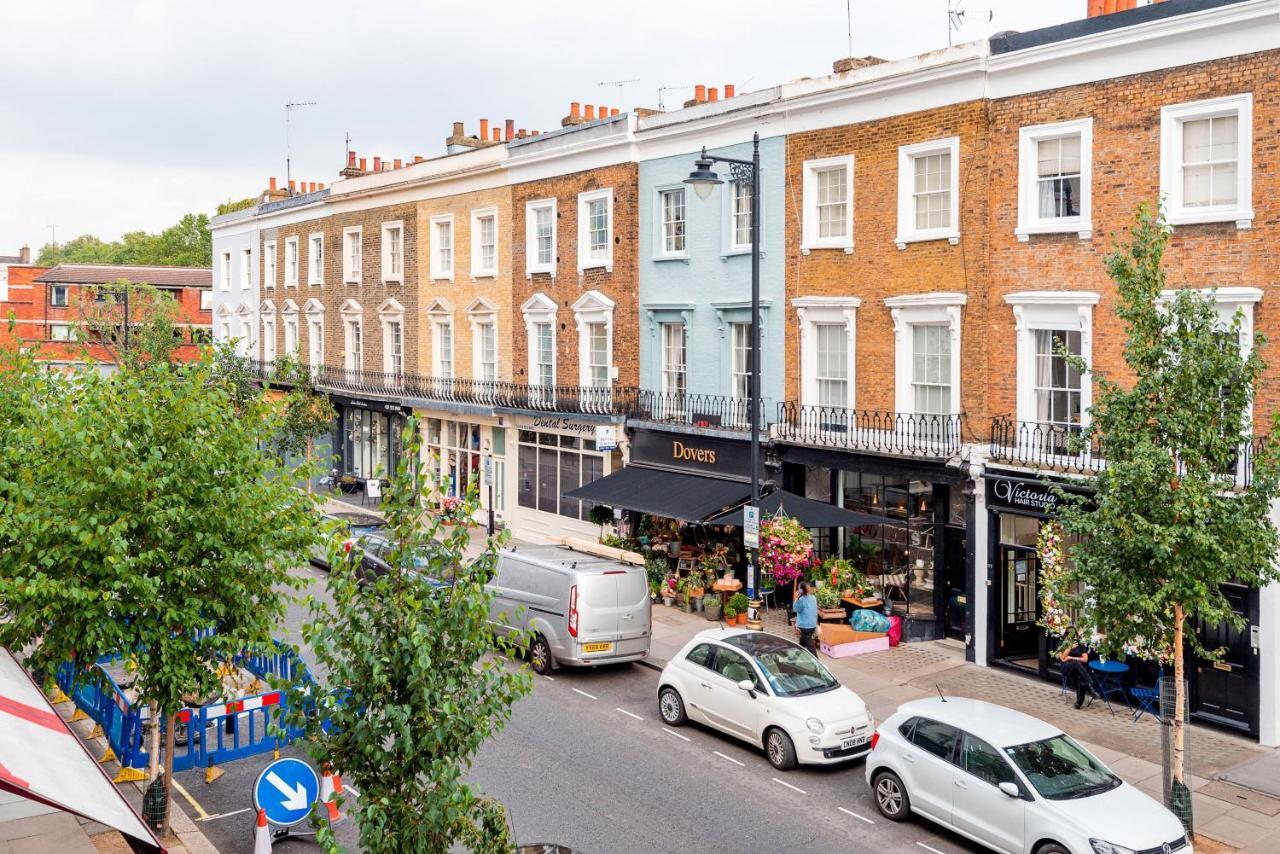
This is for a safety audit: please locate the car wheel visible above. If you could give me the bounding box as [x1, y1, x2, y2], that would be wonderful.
[872, 770, 910, 821]
[658, 687, 687, 725]
[1034, 845, 1069, 854]
[528, 635, 553, 675]
[765, 728, 798, 771]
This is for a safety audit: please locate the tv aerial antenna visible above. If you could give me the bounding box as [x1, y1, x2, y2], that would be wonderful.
[657, 85, 691, 111]
[598, 78, 639, 89]
[947, 0, 965, 46]
[285, 100, 317, 193]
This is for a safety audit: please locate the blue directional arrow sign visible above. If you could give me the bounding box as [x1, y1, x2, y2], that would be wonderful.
[252, 758, 320, 827]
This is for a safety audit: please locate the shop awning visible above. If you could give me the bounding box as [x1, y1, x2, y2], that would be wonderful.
[0, 649, 164, 853]
[563, 466, 750, 522]
[708, 490, 904, 529]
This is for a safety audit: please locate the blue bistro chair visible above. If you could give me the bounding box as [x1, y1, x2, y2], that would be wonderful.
[1131, 674, 1164, 723]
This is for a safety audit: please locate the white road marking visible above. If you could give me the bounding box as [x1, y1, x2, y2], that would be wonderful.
[838, 806, 875, 824]
[572, 688, 598, 700]
[916, 843, 947, 854]
[771, 777, 807, 794]
[198, 807, 252, 823]
[662, 727, 691, 742]
[615, 707, 643, 721]
[713, 751, 745, 767]
[539, 674, 555, 682]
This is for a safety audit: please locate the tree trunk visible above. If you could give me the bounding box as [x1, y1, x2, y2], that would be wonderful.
[161, 711, 176, 837]
[147, 701, 160, 783]
[1172, 605, 1186, 788]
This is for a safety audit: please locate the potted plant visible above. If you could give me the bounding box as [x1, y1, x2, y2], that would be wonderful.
[700, 543, 731, 581]
[662, 576, 677, 607]
[723, 604, 738, 624]
[816, 583, 844, 622]
[729, 593, 749, 626]
[703, 593, 722, 621]
[588, 504, 614, 538]
[648, 580, 660, 603]
[685, 568, 706, 612]
[677, 577, 693, 613]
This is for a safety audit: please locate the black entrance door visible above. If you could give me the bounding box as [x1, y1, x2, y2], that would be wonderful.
[998, 545, 1040, 664]
[1191, 583, 1259, 735]
[943, 527, 967, 640]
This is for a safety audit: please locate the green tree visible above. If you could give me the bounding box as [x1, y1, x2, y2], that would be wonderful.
[288, 421, 530, 852]
[36, 212, 211, 268]
[0, 344, 318, 837]
[74, 280, 185, 367]
[271, 355, 337, 493]
[1051, 202, 1280, 828]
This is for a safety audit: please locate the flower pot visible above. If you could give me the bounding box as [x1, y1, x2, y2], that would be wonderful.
[736, 613, 747, 626]
[662, 596, 675, 607]
[704, 600, 721, 621]
[692, 596, 704, 613]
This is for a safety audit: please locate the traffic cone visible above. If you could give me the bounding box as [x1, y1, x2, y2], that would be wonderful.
[331, 769, 347, 821]
[318, 763, 343, 825]
[253, 808, 272, 854]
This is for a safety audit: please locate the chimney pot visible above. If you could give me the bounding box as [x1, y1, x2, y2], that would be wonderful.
[532, 130, 541, 136]
[452, 121, 464, 137]
[19, 243, 30, 265]
[414, 155, 423, 163]
[479, 118, 490, 139]
[518, 128, 527, 138]
[598, 105, 607, 119]
[610, 108, 619, 117]
[288, 179, 296, 192]
[505, 119, 515, 140]
[347, 151, 356, 167]
[725, 84, 735, 98]
[359, 157, 367, 171]
[694, 84, 706, 102]
[310, 182, 318, 193]
[570, 102, 581, 118]
[269, 176, 278, 191]
[318, 182, 325, 190]
[373, 156, 381, 171]
[393, 158, 402, 169]
[584, 104, 596, 120]
[708, 87, 719, 102]
[487, 127, 496, 141]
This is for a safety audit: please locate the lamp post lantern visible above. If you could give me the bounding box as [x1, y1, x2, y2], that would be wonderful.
[685, 132, 765, 628]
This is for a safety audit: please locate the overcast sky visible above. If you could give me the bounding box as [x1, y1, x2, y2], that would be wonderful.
[0, 0, 1083, 256]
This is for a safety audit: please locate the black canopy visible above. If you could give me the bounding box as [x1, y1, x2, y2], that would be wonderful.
[563, 465, 750, 522]
[708, 490, 903, 529]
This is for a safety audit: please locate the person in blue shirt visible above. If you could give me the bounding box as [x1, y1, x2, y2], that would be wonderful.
[793, 581, 819, 654]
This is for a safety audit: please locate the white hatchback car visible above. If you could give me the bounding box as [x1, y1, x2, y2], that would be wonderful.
[866, 697, 1191, 854]
[657, 628, 873, 770]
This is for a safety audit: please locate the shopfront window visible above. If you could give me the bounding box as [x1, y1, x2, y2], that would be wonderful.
[516, 429, 606, 521]
[343, 406, 402, 480]
[424, 419, 481, 499]
[840, 472, 936, 617]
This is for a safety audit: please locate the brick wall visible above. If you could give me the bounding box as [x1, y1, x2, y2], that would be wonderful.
[987, 49, 1280, 430]
[262, 203, 418, 376]
[784, 100, 990, 436]
[416, 187, 514, 380]
[510, 162, 640, 387]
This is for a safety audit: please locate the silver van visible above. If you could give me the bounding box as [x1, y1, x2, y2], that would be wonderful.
[488, 544, 651, 674]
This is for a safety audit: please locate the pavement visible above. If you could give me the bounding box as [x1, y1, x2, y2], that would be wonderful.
[646, 603, 1280, 853]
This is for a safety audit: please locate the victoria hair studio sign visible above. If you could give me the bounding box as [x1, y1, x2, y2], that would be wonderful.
[986, 477, 1088, 516]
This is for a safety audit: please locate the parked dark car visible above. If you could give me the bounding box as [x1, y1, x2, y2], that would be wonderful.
[310, 511, 384, 570]
[348, 531, 455, 588]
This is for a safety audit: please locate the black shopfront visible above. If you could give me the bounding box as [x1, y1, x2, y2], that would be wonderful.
[777, 444, 973, 645]
[332, 394, 407, 483]
[985, 472, 1262, 737]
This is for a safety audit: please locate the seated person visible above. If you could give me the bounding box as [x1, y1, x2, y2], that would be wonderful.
[1058, 638, 1092, 709]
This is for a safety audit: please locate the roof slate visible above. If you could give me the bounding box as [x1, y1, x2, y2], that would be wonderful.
[34, 264, 212, 288]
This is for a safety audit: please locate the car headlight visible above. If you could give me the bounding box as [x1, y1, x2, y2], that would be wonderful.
[1089, 840, 1135, 854]
[806, 717, 824, 734]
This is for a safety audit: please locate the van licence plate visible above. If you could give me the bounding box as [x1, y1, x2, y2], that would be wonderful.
[583, 642, 614, 653]
[841, 735, 868, 751]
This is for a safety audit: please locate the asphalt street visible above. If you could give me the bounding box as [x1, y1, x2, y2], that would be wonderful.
[171, 561, 985, 853]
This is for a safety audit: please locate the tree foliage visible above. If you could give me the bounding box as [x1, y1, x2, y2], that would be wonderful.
[1051, 202, 1280, 816]
[36, 213, 212, 268]
[0, 341, 318, 832]
[72, 280, 185, 367]
[288, 421, 531, 852]
[271, 356, 337, 471]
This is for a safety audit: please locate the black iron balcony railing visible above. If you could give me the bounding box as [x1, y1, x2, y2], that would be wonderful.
[633, 389, 769, 432]
[244, 360, 637, 417]
[989, 416, 1258, 489]
[775, 402, 963, 458]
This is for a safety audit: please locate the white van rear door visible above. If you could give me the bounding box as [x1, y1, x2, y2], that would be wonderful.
[614, 569, 650, 645]
[576, 574, 620, 644]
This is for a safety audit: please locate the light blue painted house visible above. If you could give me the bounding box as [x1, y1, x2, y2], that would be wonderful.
[637, 136, 786, 426]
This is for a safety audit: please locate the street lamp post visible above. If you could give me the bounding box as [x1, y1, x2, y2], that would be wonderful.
[686, 132, 764, 628]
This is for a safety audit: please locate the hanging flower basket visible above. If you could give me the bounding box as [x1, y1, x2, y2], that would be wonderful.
[759, 515, 813, 587]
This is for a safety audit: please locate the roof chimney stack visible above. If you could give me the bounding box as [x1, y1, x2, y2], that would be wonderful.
[340, 150, 364, 178]
[1088, 0, 1162, 15]
[724, 84, 735, 98]
[562, 102, 588, 127]
[584, 104, 596, 120]
[505, 119, 515, 141]
[833, 55, 888, 74]
[393, 158, 402, 169]
[708, 87, 718, 102]
[372, 156, 381, 172]
[18, 243, 30, 265]
[685, 84, 707, 108]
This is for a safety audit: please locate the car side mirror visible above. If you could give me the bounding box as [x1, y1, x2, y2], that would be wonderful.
[736, 679, 757, 697]
[998, 782, 1021, 799]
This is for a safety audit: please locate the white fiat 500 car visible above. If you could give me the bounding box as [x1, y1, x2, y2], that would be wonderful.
[657, 628, 873, 770]
[866, 697, 1191, 854]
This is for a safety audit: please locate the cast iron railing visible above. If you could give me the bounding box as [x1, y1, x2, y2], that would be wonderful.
[775, 402, 963, 458]
[633, 390, 768, 432]
[989, 416, 1257, 489]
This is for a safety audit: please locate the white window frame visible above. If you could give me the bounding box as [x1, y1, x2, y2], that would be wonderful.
[342, 226, 362, 284]
[379, 298, 405, 376]
[653, 185, 689, 260]
[884, 293, 966, 415]
[895, 136, 961, 249]
[722, 177, 762, 256]
[381, 221, 404, 284]
[303, 298, 324, 367]
[522, 293, 558, 386]
[801, 155, 854, 254]
[794, 297, 860, 408]
[263, 240, 277, 289]
[282, 300, 300, 356]
[432, 316, 454, 379]
[469, 207, 498, 279]
[1016, 119, 1093, 242]
[49, 323, 73, 342]
[572, 290, 615, 388]
[307, 233, 324, 285]
[525, 198, 557, 278]
[1005, 292, 1100, 429]
[241, 247, 252, 288]
[221, 252, 232, 291]
[284, 237, 299, 287]
[1160, 93, 1253, 229]
[659, 321, 688, 396]
[429, 214, 454, 282]
[341, 299, 363, 374]
[577, 188, 613, 273]
[200, 290, 212, 311]
[467, 297, 499, 382]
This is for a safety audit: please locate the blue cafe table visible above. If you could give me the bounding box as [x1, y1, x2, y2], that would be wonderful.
[1088, 660, 1131, 714]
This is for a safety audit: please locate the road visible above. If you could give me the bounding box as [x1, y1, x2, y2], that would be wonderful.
[172, 560, 984, 853]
